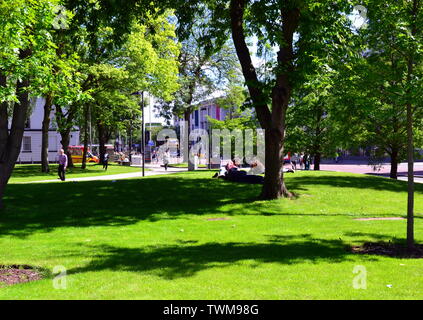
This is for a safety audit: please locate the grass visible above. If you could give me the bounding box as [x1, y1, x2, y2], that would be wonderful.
[0, 170, 422, 299]
[9, 163, 145, 183]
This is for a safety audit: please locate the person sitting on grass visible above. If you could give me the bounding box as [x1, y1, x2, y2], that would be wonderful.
[248, 159, 265, 175]
[212, 159, 238, 178]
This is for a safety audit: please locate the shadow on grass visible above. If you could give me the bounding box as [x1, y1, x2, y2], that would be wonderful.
[68, 237, 361, 279]
[1, 174, 262, 237]
[1, 171, 421, 237]
[288, 173, 423, 194]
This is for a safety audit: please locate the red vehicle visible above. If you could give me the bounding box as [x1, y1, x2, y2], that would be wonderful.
[283, 152, 291, 164]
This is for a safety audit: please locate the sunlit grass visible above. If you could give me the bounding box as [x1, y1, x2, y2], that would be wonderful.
[0, 170, 422, 299]
[9, 163, 144, 183]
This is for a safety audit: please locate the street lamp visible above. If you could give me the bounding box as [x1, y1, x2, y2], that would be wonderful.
[131, 91, 145, 177]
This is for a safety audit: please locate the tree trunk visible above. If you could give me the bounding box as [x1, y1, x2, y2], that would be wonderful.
[0, 48, 32, 208]
[59, 130, 73, 168]
[98, 122, 107, 165]
[405, 0, 418, 250]
[406, 100, 414, 249]
[0, 70, 8, 163]
[389, 148, 399, 179]
[0, 172, 7, 209]
[81, 105, 89, 169]
[41, 93, 53, 173]
[229, 0, 299, 199]
[184, 110, 195, 171]
[314, 152, 321, 171]
[260, 128, 291, 199]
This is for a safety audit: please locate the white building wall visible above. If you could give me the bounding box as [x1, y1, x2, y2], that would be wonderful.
[14, 97, 80, 163]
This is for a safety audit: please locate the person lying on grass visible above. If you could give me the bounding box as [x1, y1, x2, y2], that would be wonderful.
[212, 159, 294, 184]
[212, 159, 264, 184]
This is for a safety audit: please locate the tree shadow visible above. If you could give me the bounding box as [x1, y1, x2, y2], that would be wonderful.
[1, 172, 420, 237]
[343, 232, 407, 243]
[68, 236, 361, 280]
[0, 175, 261, 237]
[288, 173, 423, 194]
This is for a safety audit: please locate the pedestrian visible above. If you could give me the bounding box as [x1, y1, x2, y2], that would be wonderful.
[163, 148, 170, 171]
[58, 149, 68, 181]
[291, 153, 298, 171]
[335, 151, 340, 163]
[300, 153, 305, 170]
[103, 153, 109, 170]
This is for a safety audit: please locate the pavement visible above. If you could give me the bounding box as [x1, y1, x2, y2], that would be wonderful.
[18, 159, 423, 184]
[312, 161, 423, 184]
[18, 163, 187, 184]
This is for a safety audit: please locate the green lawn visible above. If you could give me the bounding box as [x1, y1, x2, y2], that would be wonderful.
[9, 163, 144, 183]
[0, 170, 422, 299]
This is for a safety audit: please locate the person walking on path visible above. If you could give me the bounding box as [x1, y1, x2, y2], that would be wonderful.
[291, 153, 299, 171]
[163, 148, 170, 171]
[103, 153, 109, 170]
[58, 149, 68, 181]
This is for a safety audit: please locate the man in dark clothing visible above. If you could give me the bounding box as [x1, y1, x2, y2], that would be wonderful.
[103, 153, 109, 170]
[58, 149, 68, 181]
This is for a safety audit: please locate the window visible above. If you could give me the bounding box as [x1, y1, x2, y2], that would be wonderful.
[22, 136, 31, 152]
[48, 136, 57, 152]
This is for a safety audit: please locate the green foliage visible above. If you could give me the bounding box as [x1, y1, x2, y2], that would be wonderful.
[0, 0, 62, 104]
[328, 0, 423, 164]
[155, 11, 242, 122]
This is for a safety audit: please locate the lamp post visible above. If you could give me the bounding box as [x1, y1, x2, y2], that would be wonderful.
[141, 91, 145, 177]
[131, 91, 145, 176]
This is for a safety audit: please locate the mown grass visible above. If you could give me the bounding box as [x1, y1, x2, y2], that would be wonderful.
[9, 163, 144, 183]
[0, 170, 422, 299]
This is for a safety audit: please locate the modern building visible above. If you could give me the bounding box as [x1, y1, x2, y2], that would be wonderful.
[173, 98, 230, 131]
[14, 97, 80, 163]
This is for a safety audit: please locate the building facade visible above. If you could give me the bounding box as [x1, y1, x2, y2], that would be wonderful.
[173, 98, 229, 131]
[14, 97, 80, 163]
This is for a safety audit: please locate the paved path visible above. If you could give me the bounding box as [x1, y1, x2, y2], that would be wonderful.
[313, 161, 423, 184]
[18, 164, 187, 184]
[18, 160, 423, 184]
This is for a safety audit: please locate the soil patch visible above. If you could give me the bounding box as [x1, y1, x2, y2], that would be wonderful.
[0, 265, 43, 286]
[207, 217, 230, 221]
[351, 242, 423, 258]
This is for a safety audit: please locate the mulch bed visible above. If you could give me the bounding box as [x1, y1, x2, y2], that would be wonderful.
[0, 265, 43, 286]
[351, 242, 423, 258]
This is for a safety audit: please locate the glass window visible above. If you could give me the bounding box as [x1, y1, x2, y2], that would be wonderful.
[22, 136, 31, 152]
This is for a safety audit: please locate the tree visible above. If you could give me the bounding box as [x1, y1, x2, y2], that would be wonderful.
[87, 15, 180, 163]
[333, 0, 422, 248]
[0, 0, 61, 208]
[285, 64, 342, 170]
[169, 0, 355, 199]
[155, 12, 240, 168]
